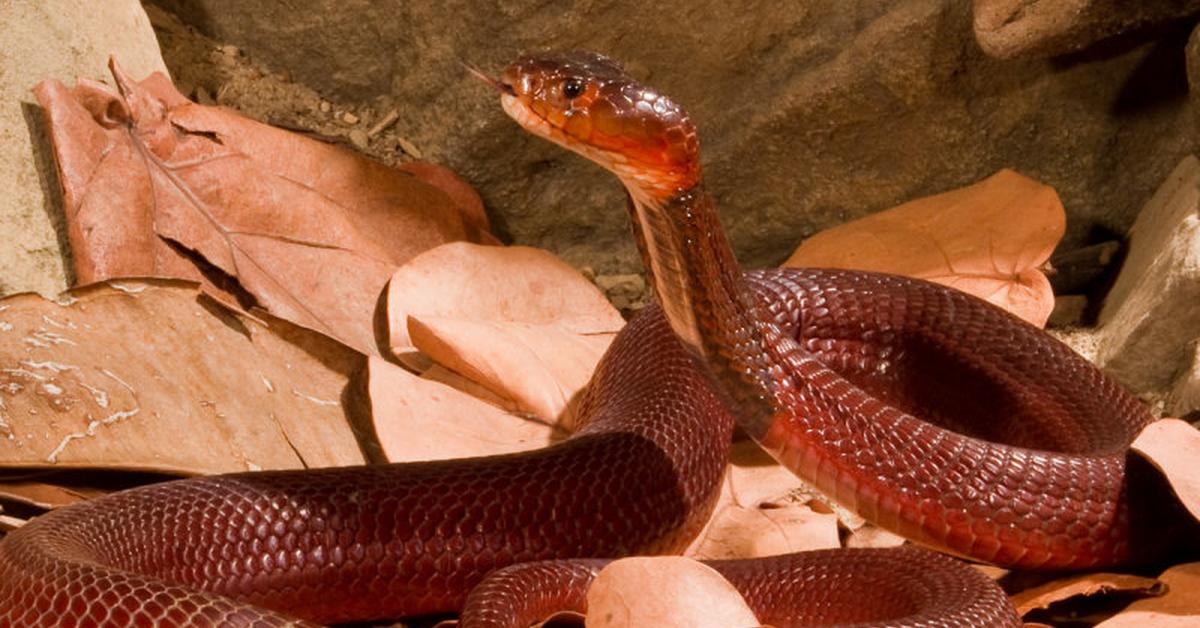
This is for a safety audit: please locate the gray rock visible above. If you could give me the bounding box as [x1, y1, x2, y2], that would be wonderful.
[974, 0, 1200, 59]
[0, 1, 168, 296]
[1095, 156, 1200, 398]
[594, 273, 648, 313]
[146, 0, 1197, 275]
[1168, 341, 1200, 417]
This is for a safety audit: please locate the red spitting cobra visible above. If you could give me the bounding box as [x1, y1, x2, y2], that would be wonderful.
[0, 51, 1192, 627]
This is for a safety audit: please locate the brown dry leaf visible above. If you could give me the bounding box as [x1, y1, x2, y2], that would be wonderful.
[396, 161, 495, 239]
[785, 169, 1064, 327]
[386, 242, 624, 423]
[386, 243, 625, 363]
[420, 364, 522, 413]
[408, 317, 614, 424]
[1010, 572, 1165, 616]
[586, 557, 760, 628]
[844, 523, 907, 549]
[0, 481, 102, 510]
[974, 564, 1010, 581]
[0, 513, 23, 533]
[688, 441, 840, 560]
[0, 279, 366, 475]
[33, 59, 487, 356]
[1131, 418, 1200, 522]
[1095, 562, 1200, 627]
[363, 355, 559, 462]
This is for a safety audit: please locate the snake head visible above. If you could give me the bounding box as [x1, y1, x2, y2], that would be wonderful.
[489, 51, 701, 200]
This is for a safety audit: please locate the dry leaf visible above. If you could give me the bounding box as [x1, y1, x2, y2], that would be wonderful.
[688, 441, 840, 560]
[33, 59, 487, 355]
[974, 564, 1010, 581]
[844, 524, 907, 549]
[0, 514, 23, 533]
[420, 364, 523, 413]
[0, 279, 365, 475]
[1010, 572, 1165, 616]
[385, 243, 625, 364]
[586, 557, 759, 628]
[723, 440, 812, 508]
[363, 355, 559, 462]
[0, 481, 102, 510]
[785, 169, 1064, 326]
[1095, 562, 1200, 627]
[1131, 418, 1200, 522]
[397, 161, 495, 238]
[408, 317, 614, 423]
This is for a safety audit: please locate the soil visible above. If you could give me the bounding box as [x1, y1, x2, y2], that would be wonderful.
[146, 4, 423, 170]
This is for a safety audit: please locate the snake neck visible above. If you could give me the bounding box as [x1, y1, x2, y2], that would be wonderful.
[624, 182, 779, 427]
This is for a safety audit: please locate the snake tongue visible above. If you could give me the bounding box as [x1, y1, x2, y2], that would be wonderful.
[462, 60, 514, 95]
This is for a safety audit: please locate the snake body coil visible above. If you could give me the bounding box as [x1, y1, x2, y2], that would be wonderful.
[0, 51, 1184, 627]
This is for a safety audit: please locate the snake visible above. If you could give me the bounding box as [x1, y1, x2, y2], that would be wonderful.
[0, 50, 1187, 627]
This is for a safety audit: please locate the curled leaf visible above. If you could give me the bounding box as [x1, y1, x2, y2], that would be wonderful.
[1095, 563, 1200, 627]
[386, 243, 624, 423]
[386, 242, 624, 362]
[363, 356, 559, 462]
[408, 316, 614, 424]
[785, 169, 1064, 326]
[1011, 572, 1166, 617]
[1131, 418, 1200, 522]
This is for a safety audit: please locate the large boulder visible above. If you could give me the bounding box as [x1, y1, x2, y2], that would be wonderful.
[147, 0, 1196, 274]
[1094, 156, 1200, 410]
[974, 0, 1200, 59]
[0, 0, 168, 296]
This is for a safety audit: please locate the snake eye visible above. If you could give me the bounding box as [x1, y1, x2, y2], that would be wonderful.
[562, 77, 585, 99]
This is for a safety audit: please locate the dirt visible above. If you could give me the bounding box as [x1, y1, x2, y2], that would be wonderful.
[146, 4, 422, 170]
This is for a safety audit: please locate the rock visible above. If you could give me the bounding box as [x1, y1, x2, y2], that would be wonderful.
[1048, 326, 1102, 365]
[1095, 156, 1200, 398]
[974, 0, 1200, 59]
[395, 136, 423, 159]
[595, 273, 645, 293]
[1169, 342, 1200, 418]
[1048, 295, 1089, 328]
[1048, 241, 1121, 295]
[0, 0, 168, 296]
[195, 85, 216, 106]
[595, 273, 648, 313]
[1189, 22, 1200, 134]
[348, 129, 370, 149]
[145, 1, 1196, 275]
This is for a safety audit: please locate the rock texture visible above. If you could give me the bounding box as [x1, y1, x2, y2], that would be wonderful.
[1170, 342, 1200, 417]
[1189, 22, 1200, 131]
[1095, 156, 1200, 403]
[974, 0, 1200, 59]
[0, 0, 168, 296]
[146, 1, 1197, 275]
